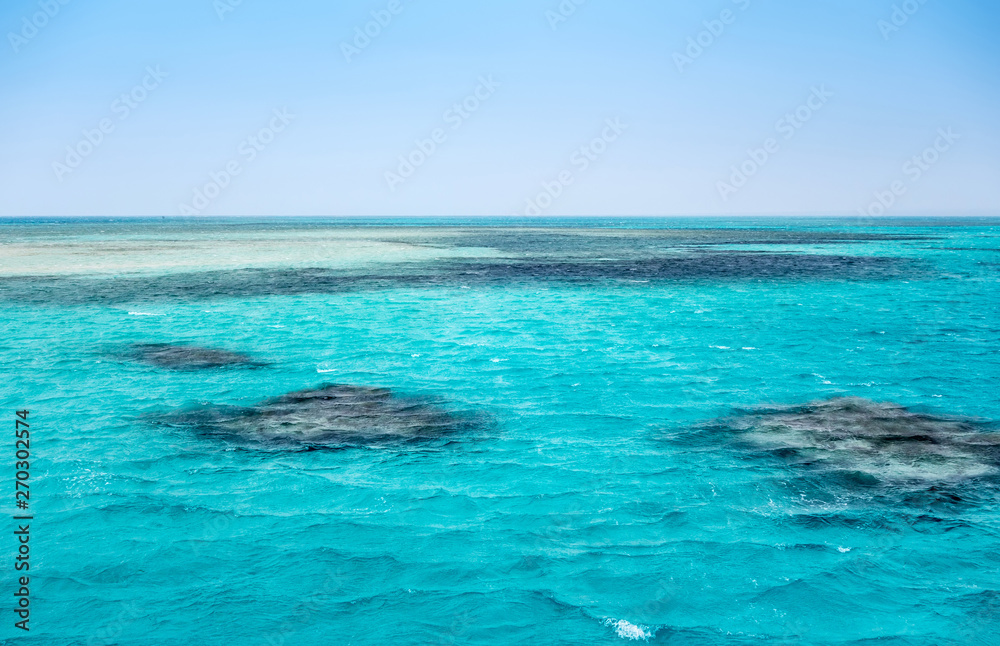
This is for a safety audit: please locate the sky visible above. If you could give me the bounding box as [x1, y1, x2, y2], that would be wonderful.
[0, 0, 998, 217]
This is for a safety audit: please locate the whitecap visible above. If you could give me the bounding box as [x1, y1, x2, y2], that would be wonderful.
[128, 311, 160, 316]
[603, 618, 653, 641]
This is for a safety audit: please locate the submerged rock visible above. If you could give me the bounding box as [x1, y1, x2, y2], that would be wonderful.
[128, 343, 264, 370]
[0, 251, 919, 306]
[161, 384, 475, 447]
[721, 397, 1000, 485]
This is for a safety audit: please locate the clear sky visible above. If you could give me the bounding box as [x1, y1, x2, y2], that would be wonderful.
[1, 0, 998, 216]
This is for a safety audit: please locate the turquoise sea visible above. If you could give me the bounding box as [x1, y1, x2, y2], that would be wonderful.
[1, 217, 998, 645]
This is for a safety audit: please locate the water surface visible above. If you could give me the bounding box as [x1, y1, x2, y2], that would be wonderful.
[2, 217, 998, 645]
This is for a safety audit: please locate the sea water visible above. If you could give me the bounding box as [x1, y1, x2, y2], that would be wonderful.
[0, 218, 997, 645]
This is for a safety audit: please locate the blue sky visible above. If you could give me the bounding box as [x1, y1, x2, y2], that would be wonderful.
[0, 0, 997, 216]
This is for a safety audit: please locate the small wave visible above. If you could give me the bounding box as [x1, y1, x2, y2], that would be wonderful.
[603, 618, 653, 641]
[127, 311, 160, 316]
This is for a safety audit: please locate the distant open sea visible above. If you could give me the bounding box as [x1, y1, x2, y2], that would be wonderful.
[1, 217, 998, 645]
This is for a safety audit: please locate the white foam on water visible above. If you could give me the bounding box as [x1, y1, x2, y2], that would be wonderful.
[603, 618, 653, 641]
[127, 311, 160, 316]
